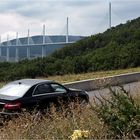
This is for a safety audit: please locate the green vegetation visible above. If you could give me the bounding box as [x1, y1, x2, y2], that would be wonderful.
[0, 17, 140, 82]
[0, 88, 140, 139]
[94, 87, 140, 138]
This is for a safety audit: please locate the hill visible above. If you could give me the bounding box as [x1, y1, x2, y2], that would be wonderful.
[0, 17, 140, 81]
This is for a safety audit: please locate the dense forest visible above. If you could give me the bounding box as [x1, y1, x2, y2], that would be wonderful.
[0, 17, 140, 81]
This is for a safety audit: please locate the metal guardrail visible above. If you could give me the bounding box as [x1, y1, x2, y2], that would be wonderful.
[64, 72, 140, 91]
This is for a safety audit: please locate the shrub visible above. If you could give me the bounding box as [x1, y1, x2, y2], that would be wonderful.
[93, 86, 140, 139]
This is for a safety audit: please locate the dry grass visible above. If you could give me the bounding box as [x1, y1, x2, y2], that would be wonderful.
[0, 104, 108, 139]
[45, 67, 140, 83]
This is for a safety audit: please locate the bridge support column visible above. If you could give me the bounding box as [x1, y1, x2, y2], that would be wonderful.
[0, 36, 1, 57]
[66, 17, 69, 43]
[26, 29, 31, 60]
[15, 32, 19, 62]
[43, 25, 45, 44]
[42, 45, 45, 58]
[6, 46, 9, 62]
[41, 25, 46, 58]
[6, 35, 10, 62]
[109, 2, 111, 29]
[15, 46, 19, 62]
[27, 46, 30, 60]
[0, 47, 1, 57]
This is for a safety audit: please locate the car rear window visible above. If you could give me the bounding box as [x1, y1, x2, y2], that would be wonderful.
[0, 84, 31, 97]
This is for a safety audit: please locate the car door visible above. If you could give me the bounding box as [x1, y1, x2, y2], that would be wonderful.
[32, 83, 54, 110]
[33, 83, 68, 111]
[49, 83, 68, 106]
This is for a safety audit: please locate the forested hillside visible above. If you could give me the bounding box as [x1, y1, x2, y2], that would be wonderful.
[0, 17, 140, 81]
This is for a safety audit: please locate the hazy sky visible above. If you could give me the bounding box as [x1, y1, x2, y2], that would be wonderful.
[0, 0, 139, 41]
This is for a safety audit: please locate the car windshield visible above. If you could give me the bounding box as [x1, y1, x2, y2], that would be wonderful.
[0, 84, 31, 97]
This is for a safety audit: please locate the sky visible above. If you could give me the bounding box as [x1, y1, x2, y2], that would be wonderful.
[0, 0, 139, 42]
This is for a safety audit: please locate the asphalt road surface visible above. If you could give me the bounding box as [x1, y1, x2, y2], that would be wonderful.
[87, 81, 140, 102]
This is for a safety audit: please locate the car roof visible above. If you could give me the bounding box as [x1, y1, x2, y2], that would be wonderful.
[8, 79, 53, 86]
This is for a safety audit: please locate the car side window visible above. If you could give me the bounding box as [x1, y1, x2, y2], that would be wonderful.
[50, 84, 67, 93]
[34, 84, 53, 95]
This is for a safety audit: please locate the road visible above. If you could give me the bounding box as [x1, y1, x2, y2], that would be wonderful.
[87, 81, 140, 102]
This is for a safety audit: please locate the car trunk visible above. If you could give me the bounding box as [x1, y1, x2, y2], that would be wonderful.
[0, 95, 19, 112]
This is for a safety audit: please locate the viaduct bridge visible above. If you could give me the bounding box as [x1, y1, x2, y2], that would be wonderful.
[0, 18, 76, 62]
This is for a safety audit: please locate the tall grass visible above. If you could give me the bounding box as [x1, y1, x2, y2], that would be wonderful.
[0, 104, 107, 139]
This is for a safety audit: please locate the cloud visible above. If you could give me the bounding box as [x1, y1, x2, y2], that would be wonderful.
[0, 12, 43, 41]
[0, 0, 139, 42]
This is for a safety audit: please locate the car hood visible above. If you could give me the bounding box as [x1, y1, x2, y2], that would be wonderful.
[68, 88, 87, 95]
[68, 88, 83, 92]
[68, 88, 89, 102]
